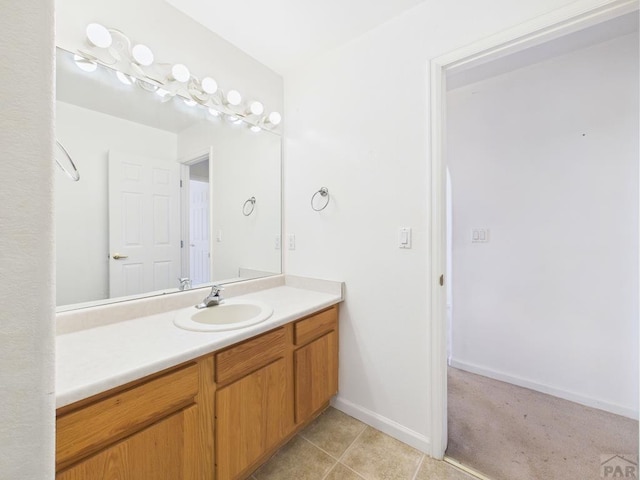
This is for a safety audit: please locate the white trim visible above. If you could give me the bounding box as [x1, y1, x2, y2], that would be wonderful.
[428, 0, 638, 460]
[450, 359, 640, 420]
[332, 396, 431, 453]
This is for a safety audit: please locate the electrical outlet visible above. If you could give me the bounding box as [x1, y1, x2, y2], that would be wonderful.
[287, 234, 296, 250]
[275, 235, 281, 250]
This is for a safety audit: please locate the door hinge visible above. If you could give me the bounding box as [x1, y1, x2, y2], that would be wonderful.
[439, 274, 444, 286]
[180, 240, 184, 248]
[180, 179, 183, 187]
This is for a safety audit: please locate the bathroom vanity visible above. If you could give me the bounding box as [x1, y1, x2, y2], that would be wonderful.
[55, 276, 343, 480]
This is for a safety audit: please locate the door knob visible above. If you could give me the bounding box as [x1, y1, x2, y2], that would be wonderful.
[112, 254, 129, 260]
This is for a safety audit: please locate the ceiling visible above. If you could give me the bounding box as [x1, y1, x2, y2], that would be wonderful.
[165, 0, 426, 74]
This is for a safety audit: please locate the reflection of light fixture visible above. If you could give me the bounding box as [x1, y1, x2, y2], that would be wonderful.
[156, 88, 171, 98]
[183, 98, 197, 107]
[250, 125, 261, 133]
[208, 108, 221, 117]
[171, 64, 190, 83]
[132, 44, 154, 66]
[86, 23, 112, 48]
[249, 101, 264, 116]
[226, 89, 242, 106]
[74, 54, 97, 72]
[227, 115, 239, 122]
[202, 77, 218, 94]
[116, 71, 135, 85]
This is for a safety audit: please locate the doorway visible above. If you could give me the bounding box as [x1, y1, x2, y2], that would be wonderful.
[428, 0, 640, 472]
[181, 154, 212, 287]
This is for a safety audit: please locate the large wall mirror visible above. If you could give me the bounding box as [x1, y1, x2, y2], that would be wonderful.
[55, 48, 282, 311]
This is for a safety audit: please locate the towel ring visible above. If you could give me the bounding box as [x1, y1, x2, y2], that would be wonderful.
[311, 187, 330, 211]
[243, 196, 256, 216]
[55, 140, 80, 182]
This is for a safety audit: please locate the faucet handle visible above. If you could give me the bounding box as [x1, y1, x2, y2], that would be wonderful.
[210, 284, 224, 296]
[178, 277, 191, 290]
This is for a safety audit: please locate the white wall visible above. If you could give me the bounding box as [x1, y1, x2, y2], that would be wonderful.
[0, 1, 55, 478]
[55, 0, 283, 115]
[178, 122, 281, 280]
[56, 101, 177, 306]
[447, 33, 639, 418]
[284, 0, 581, 450]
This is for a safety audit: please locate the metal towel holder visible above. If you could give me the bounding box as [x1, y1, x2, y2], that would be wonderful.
[311, 187, 330, 211]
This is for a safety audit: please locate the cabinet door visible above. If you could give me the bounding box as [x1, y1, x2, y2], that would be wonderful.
[57, 408, 191, 480]
[216, 358, 288, 480]
[294, 330, 338, 423]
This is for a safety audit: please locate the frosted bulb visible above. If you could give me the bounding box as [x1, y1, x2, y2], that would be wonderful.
[86, 23, 112, 48]
[132, 44, 154, 66]
[226, 89, 242, 106]
[202, 77, 218, 94]
[171, 64, 190, 83]
[73, 54, 97, 72]
[249, 101, 264, 116]
[268, 112, 282, 125]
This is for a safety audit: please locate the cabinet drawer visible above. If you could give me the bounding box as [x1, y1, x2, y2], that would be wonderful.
[215, 328, 285, 385]
[56, 363, 198, 470]
[294, 306, 338, 346]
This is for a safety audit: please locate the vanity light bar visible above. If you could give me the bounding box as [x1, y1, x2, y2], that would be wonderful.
[76, 23, 282, 130]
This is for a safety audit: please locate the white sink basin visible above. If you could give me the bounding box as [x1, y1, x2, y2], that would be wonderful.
[173, 299, 273, 332]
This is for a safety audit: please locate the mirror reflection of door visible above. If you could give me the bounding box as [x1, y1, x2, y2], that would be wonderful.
[188, 158, 211, 286]
[108, 150, 181, 298]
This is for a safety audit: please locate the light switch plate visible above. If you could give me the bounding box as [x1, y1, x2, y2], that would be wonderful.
[399, 227, 412, 249]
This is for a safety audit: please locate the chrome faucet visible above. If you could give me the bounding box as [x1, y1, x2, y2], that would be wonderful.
[178, 277, 192, 291]
[196, 285, 224, 309]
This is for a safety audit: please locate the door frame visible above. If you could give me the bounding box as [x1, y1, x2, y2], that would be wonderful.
[179, 150, 212, 281]
[428, 0, 639, 459]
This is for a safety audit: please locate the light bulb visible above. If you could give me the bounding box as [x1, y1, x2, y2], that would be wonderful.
[226, 89, 242, 106]
[171, 64, 190, 83]
[132, 44, 154, 66]
[86, 23, 112, 48]
[268, 112, 282, 126]
[116, 71, 135, 85]
[183, 98, 197, 107]
[249, 101, 264, 116]
[227, 115, 239, 122]
[250, 126, 261, 133]
[202, 77, 218, 94]
[73, 54, 97, 72]
[208, 108, 221, 117]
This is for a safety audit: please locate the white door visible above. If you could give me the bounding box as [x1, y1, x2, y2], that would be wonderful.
[189, 179, 210, 286]
[108, 151, 181, 298]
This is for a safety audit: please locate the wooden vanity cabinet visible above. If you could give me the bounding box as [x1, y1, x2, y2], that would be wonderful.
[293, 305, 339, 424]
[214, 328, 290, 480]
[55, 358, 215, 480]
[55, 304, 339, 480]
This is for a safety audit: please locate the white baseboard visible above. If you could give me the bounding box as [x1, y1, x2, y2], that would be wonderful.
[449, 359, 639, 420]
[331, 396, 431, 453]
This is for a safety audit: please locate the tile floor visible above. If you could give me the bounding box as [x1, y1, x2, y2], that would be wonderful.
[249, 407, 477, 480]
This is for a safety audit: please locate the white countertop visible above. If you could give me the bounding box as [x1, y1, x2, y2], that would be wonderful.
[56, 276, 343, 408]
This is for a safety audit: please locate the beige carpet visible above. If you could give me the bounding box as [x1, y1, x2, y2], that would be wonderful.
[446, 367, 638, 480]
